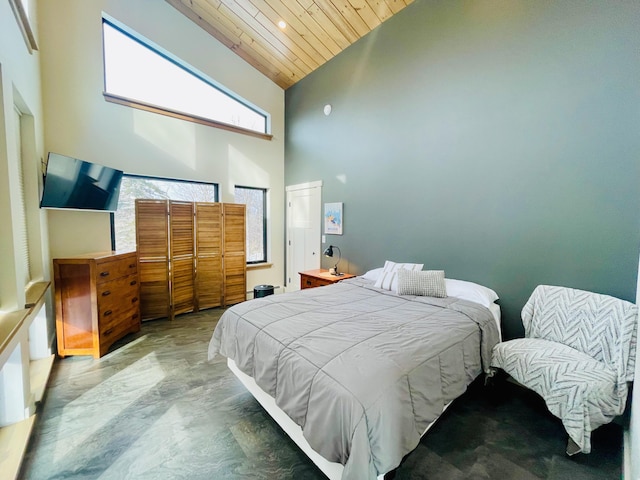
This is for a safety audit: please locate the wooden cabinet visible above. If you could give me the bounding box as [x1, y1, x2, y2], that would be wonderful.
[54, 251, 141, 358]
[136, 200, 246, 321]
[299, 269, 356, 289]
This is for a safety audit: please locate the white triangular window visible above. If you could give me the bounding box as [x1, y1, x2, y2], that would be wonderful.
[102, 16, 270, 137]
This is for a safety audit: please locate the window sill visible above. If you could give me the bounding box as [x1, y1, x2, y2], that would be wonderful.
[1, 281, 50, 366]
[104, 93, 273, 140]
[0, 282, 53, 480]
[0, 416, 36, 480]
[25, 281, 51, 309]
[247, 263, 272, 271]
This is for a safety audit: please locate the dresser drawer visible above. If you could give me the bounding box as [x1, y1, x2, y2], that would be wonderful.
[301, 275, 331, 289]
[97, 277, 139, 315]
[99, 307, 140, 342]
[96, 256, 138, 284]
[97, 274, 139, 305]
[98, 295, 139, 326]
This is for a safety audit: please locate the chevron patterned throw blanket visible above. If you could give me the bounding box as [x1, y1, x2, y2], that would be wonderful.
[491, 285, 638, 454]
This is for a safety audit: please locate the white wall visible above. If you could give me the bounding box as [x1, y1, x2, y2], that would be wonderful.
[38, 0, 285, 290]
[0, 0, 48, 311]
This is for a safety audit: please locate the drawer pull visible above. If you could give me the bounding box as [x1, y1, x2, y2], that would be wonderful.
[306, 280, 312, 286]
[104, 328, 114, 336]
[102, 291, 111, 297]
[104, 310, 113, 317]
[100, 271, 110, 277]
[130, 280, 137, 286]
[132, 297, 139, 303]
[129, 263, 136, 268]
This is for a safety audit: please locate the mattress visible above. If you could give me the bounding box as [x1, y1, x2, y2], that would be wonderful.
[209, 277, 500, 479]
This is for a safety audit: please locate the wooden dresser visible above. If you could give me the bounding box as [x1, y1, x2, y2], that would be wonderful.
[54, 251, 141, 358]
[299, 269, 357, 289]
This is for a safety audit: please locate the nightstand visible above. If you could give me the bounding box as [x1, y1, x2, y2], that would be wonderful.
[299, 269, 356, 289]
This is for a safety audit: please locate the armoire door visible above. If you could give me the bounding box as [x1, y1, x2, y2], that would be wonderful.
[136, 199, 170, 321]
[169, 201, 195, 318]
[195, 202, 223, 309]
[223, 203, 246, 306]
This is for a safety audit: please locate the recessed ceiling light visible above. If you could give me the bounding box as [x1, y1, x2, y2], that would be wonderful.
[278, 20, 287, 29]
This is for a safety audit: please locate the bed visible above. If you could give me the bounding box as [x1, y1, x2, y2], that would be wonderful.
[208, 267, 500, 479]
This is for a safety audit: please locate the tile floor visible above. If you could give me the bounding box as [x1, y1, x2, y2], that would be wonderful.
[21, 308, 622, 479]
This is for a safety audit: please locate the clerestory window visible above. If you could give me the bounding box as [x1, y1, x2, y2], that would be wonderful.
[101, 16, 270, 138]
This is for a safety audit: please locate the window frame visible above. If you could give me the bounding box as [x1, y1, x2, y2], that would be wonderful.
[14, 106, 31, 286]
[101, 16, 272, 140]
[235, 186, 268, 265]
[110, 173, 219, 251]
[8, 0, 38, 53]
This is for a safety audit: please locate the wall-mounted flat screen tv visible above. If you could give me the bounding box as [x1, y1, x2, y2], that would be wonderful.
[40, 152, 123, 212]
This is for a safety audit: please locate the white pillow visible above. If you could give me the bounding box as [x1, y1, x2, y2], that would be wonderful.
[445, 278, 499, 307]
[397, 270, 447, 297]
[374, 260, 424, 291]
[361, 267, 383, 281]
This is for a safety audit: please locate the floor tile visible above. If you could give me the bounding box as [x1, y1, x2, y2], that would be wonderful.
[21, 308, 622, 480]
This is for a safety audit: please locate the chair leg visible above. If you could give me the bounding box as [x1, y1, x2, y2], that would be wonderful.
[484, 367, 506, 404]
[566, 437, 581, 456]
[383, 469, 397, 480]
[484, 367, 499, 387]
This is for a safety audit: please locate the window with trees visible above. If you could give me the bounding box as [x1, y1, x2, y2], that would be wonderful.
[234, 186, 267, 264]
[112, 175, 218, 251]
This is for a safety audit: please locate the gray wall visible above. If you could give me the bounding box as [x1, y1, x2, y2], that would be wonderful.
[285, 0, 640, 340]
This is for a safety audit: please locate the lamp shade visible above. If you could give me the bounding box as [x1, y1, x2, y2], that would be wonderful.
[323, 245, 341, 274]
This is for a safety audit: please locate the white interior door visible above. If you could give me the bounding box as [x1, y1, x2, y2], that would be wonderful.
[286, 181, 322, 291]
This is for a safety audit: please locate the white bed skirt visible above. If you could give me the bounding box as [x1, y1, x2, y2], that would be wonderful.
[227, 358, 453, 480]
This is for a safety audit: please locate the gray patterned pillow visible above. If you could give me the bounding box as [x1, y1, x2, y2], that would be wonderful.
[397, 269, 447, 297]
[373, 260, 424, 291]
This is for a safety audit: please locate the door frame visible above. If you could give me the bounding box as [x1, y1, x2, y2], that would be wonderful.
[285, 180, 322, 291]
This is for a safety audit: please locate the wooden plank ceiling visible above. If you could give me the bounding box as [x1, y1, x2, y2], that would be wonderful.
[166, 0, 414, 89]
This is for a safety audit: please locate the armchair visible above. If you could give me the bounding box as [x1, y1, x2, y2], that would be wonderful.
[490, 285, 638, 455]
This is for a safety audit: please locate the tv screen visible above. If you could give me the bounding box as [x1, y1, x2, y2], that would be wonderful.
[40, 153, 123, 212]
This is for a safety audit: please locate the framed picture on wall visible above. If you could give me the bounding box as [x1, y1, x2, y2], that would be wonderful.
[324, 202, 343, 235]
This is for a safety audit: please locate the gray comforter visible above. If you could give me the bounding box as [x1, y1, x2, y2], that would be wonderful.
[209, 278, 499, 479]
